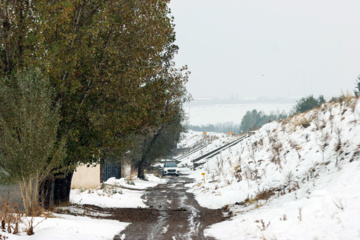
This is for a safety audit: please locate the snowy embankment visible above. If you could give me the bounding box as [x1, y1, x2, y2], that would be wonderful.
[1, 174, 165, 240]
[176, 130, 238, 167]
[178, 97, 360, 240]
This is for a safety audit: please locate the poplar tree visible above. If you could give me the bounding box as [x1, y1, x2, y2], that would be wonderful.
[0, 0, 189, 205]
[0, 70, 66, 214]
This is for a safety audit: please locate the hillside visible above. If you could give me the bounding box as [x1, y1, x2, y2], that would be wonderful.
[178, 97, 360, 239]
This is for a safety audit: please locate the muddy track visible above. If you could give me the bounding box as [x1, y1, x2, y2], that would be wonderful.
[113, 175, 225, 240]
[55, 175, 225, 239]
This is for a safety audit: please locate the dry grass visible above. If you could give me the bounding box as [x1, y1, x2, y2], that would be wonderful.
[338, 92, 353, 106]
[293, 115, 312, 128]
[245, 198, 257, 206]
[270, 155, 281, 166]
[0, 192, 52, 236]
[255, 189, 275, 202]
[240, 188, 276, 208]
[233, 165, 242, 182]
[0, 234, 8, 240]
[256, 219, 270, 231]
[0, 194, 24, 235]
[298, 207, 302, 221]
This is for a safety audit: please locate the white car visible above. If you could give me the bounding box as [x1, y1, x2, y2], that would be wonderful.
[162, 162, 179, 176]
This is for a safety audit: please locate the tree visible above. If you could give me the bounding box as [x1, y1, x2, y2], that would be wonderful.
[291, 95, 325, 115]
[136, 108, 186, 179]
[240, 110, 265, 133]
[0, 0, 188, 206]
[116, 90, 188, 179]
[188, 122, 240, 134]
[113, 105, 187, 180]
[355, 75, 360, 96]
[318, 95, 326, 105]
[0, 70, 66, 215]
[239, 109, 288, 133]
[148, 111, 185, 160]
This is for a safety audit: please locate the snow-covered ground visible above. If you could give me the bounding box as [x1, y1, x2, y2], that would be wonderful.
[177, 97, 360, 239]
[176, 130, 239, 166]
[1, 215, 129, 240]
[1, 175, 166, 240]
[70, 176, 167, 208]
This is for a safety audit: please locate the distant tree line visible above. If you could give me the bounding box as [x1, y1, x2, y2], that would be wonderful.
[188, 122, 240, 134]
[239, 76, 360, 134]
[239, 110, 288, 133]
[238, 95, 325, 133]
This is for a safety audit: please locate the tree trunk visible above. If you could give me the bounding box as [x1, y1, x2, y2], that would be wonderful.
[137, 126, 164, 179]
[39, 177, 53, 209]
[137, 158, 147, 180]
[54, 171, 73, 205]
[100, 158, 104, 183]
[19, 176, 40, 216]
[38, 171, 74, 208]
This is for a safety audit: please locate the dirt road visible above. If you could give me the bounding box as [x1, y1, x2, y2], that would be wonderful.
[113, 175, 224, 240]
[56, 174, 225, 239]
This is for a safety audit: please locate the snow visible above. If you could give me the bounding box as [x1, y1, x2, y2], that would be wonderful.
[204, 161, 360, 240]
[1, 174, 165, 240]
[1, 215, 129, 240]
[70, 176, 167, 208]
[177, 98, 360, 239]
[176, 130, 239, 167]
[70, 187, 146, 208]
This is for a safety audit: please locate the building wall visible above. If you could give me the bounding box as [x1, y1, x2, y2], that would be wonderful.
[71, 163, 100, 189]
[121, 162, 131, 179]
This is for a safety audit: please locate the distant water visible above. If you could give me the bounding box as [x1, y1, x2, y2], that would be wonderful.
[185, 102, 295, 126]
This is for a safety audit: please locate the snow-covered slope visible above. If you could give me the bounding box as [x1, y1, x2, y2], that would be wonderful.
[179, 97, 360, 240]
[176, 130, 238, 167]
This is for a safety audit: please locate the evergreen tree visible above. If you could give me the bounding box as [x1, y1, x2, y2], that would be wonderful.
[240, 110, 265, 133]
[291, 95, 326, 115]
[239, 109, 288, 133]
[355, 76, 360, 96]
[318, 95, 326, 105]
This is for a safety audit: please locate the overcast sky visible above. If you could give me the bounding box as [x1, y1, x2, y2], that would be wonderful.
[169, 0, 360, 100]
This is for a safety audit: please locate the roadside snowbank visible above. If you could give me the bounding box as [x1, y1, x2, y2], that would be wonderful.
[70, 174, 166, 208]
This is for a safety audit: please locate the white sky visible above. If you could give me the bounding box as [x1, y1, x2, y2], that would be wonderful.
[169, 0, 360, 100]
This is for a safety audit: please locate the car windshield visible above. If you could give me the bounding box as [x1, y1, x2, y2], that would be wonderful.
[164, 163, 177, 167]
